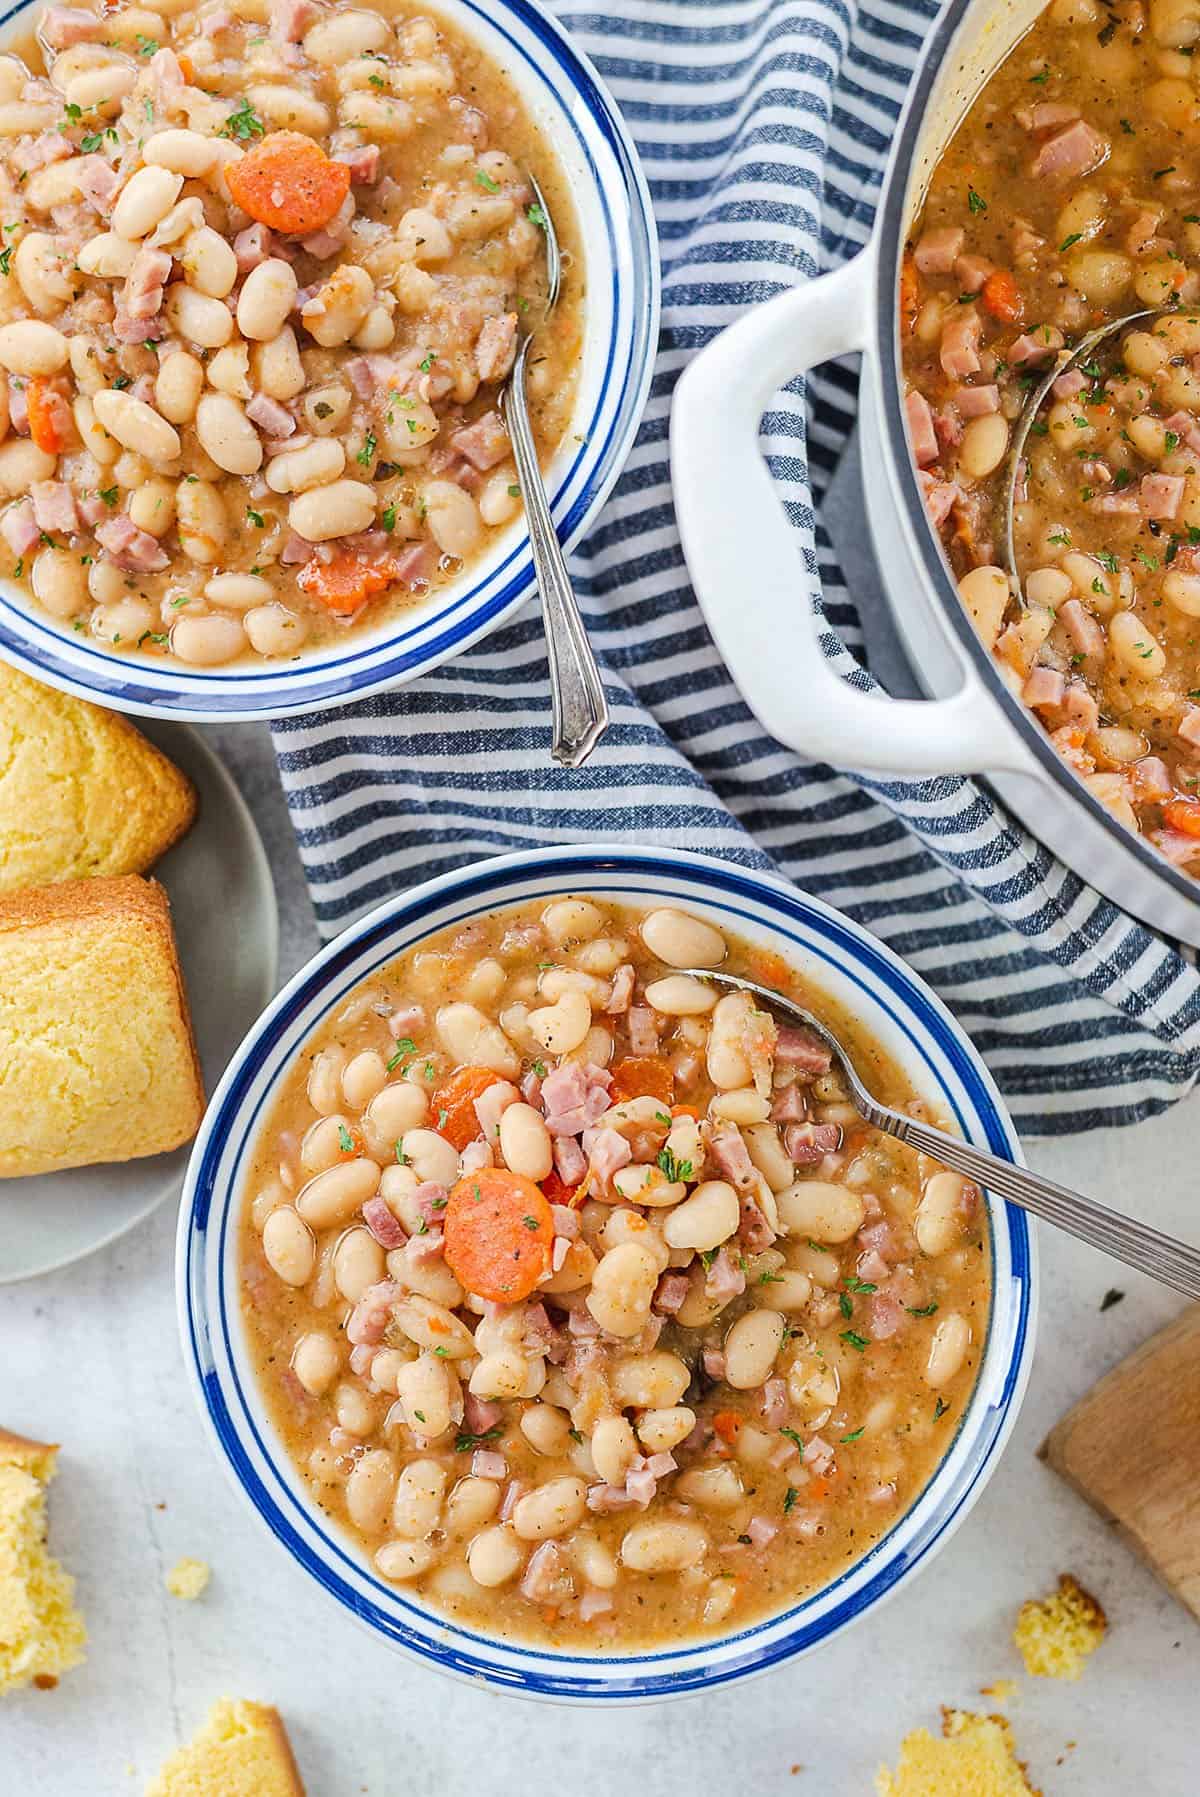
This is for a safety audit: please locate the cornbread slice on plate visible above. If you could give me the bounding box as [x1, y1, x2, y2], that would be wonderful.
[1014, 1573, 1107, 1680]
[0, 1427, 86, 1695]
[0, 876, 204, 1178]
[0, 664, 196, 894]
[875, 1707, 1041, 1796]
[146, 1699, 306, 1797]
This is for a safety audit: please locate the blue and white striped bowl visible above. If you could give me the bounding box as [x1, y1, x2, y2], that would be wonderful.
[0, 0, 657, 721]
[177, 846, 1037, 1701]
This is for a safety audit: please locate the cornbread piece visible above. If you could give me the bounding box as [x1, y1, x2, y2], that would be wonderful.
[1014, 1573, 1107, 1680]
[876, 1708, 1041, 1797]
[0, 1428, 86, 1695]
[0, 664, 196, 894]
[146, 1698, 306, 1797]
[165, 1558, 210, 1601]
[0, 876, 203, 1178]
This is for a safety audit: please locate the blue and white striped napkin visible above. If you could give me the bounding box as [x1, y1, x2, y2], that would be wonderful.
[273, 0, 1200, 1136]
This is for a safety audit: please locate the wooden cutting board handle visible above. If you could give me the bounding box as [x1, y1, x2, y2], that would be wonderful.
[1040, 1304, 1200, 1621]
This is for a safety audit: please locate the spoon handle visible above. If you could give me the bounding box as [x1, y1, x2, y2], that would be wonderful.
[878, 1107, 1200, 1300]
[504, 344, 609, 769]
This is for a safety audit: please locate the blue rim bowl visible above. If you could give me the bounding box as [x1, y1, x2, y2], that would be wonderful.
[0, 0, 658, 721]
[177, 845, 1038, 1702]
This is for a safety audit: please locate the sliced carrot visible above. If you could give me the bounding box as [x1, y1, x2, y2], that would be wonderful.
[670, 1103, 702, 1120]
[807, 1476, 833, 1502]
[177, 51, 195, 81]
[297, 551, 407, 620]
[608, 1055, 674, 1107]
[1164, 799, 1200, 839]
[443, 1166, 554, 1303]
[900, 254, 920, 337]
[226, 129, 351, 236]
[712, 1410, 743, 1445]
[434, 1065, 507, 1150]
[26, 378, 74, 456]
[980, 269, 1023, 325]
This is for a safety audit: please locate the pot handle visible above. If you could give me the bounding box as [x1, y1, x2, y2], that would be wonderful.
[671, 249, 1028, 776]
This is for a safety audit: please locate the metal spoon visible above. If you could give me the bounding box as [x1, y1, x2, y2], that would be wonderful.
[684, 968, 1200, 1299]
[1002, 307, 1158, 587]
[501, 172, 609, 770]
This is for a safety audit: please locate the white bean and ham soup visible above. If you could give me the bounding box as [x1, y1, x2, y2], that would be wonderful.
[902, 0, 1200, 865]
[0, 0, 580, 664]
[240, 898, 990, 1647]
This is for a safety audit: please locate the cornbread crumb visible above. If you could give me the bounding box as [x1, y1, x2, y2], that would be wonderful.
[0, 876, 203, 1178]
[0, 663, 196, 894]
[165, 1558, 210, 1601]
[0, 1428, 86, 1696]
[980, 1680, 1017, 1704]
[1014, 1574, 1106, 1680]
[875, 1707, 1040, 1796]
[146, 1698, 305, 1797]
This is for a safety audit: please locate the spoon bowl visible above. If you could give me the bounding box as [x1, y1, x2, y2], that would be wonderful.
[684, 967, 1200, 1299]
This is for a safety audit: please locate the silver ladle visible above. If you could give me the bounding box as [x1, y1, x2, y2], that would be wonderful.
[685, 968, 1200, 1299]
[1002, 308, 1158, 585]
[501, 172, 609, 770]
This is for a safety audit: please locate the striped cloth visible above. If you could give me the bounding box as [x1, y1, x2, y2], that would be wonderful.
[273, 0, 1200, 1135]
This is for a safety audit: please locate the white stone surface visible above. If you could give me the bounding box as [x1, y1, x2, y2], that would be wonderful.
[4, 722, 1198, 1794]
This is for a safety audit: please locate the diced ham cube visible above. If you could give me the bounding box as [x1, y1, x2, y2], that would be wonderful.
[1007, 327, 1064, 366]
[606, 964, 635, 1015]
[125, 246, 171, 320]
[774, 1025, 832, 1076]
[1063, 683, 1100, 733]
[905, 390, 939, 468]
[1179, 709, 1200, 749]
[1052, 368, 1086, 400]
[234, 222, 274, 273]
[919, 473, 960, 528]
[708, 1124, 756, 1190]
[939, 308, 982, 380]
[1140, 473, 1184, 521]
[346, 1281, 400, 1346]
[1015, 100, 1080, 135]
[627, 1006, 659, 1055]
[449, 410, 510, 471]
[1023, 665, 1066, 710]
[954, 383, 999, 417]
[913, 226, 964, 275]
[77, 155, 121, 215]
[246, 392, 295, 438]
[653, 1272, 689, 1315]
[1031, 120, 1108, 181]
[270, 0, 319, 40]
[475, 312, 518, 384]
[334, 144, 381, 186]
[471, 1449, 507, 1481]
[954, 252, 993, 294]
[1059, 598, 1105, 661]
[552, 1134, 586, 1186]
[1, 498, 40, 557]
[31, 481, 78, 536]
[41, 6, 102, 47]
[95, 514, 169, 572]
[361, 1195, 406, 1249]
[784, 1121, 842, 1165]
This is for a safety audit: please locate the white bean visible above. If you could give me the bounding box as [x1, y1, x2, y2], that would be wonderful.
[467, 1524, 524, 1587]
[636, 1407, 696, 1453]
[0, 319, 68, 378]
[333, 1225, 386, 1302]
[143, 128, 221, 176]
[586, 1241, 659, 1337]
[468, 1347, 529, 1401]
[342, 1050, 388, 1112]
[204, 572, 273, 612]
[265, 438, 344, 495]
[391, 1459, 447, 1538]
[641, 908, 726, 968]
[724, 1308, 786, 1388]
[295, 1157, 381, 1229]
[195, 392, 262, 476]
[497, 1102, 553, 1181]
[511, 1476, 587, 1541]
[376, 1538, 438, 1581]
[170, 613, 247, 666]
[775, 1179, 864, 1243]
[304, 8, 390, 63]
[661, 1180, 739, 1253]
[925, 1313, 971, 1388]
[610, 1351, 691, 1409]
[706, 991, 756, 1090]
[288, 479, 375, 541]
[620, 1518, 708, 1573]
[0, 440, 55, 492]
[291, 1330, 341, 1396]
[237, 258, 299, 341]
[527, 988, 591, 1056]
[111, 166, 184, 241]
[675, 1465, 745, 1509]
[435, 1003, 520, 1077]
[915, 1170, 971, 1257]
[445, 1477, 501, 1535]
[345, 1447, 397, 1533]
[362, 1083, 429, 1159]
[644, 974, 717, 1016]
[396, 1127, 458, 1188]
[422, 479, 482, 558]
[262, 1206, 314, 1285]
[395, 1350, 453, 1438]
[246, 602, 307, 657]
[156, 351, 205, 423]
[165, 282, 235, 350]
[92, 388, 180, 462]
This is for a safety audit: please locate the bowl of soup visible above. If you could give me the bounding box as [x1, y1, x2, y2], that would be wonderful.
[178, 844, 1036, 1699]
[0, 0, 657, 718]
[672, 0, 1200, 948]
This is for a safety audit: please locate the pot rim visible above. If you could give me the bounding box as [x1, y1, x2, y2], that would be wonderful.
[874, 0, 1200, 913]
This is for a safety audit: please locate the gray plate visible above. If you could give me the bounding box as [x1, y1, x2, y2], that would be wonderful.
[0, 721, 278, 1283]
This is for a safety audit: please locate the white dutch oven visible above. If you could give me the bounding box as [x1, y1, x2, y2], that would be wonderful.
[670, 0, 1200, 949]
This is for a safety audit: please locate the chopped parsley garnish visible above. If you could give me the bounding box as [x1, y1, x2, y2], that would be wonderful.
[337, 1123, 354, 1153]
[1166, 431, 1180, 454]
[780, 1427, 804, 1454]
[521, 1214, 540, 1231]
[394, 1138, 409, 1165]
[967, 185, 987, 215]
[387, 1036, 416, 1071]
[381, 504, 396, 532]
[531, 1059, 547, 1079]
[783, 1486, 798, 1514]
[758, 1269, 784, 1285]
[419, 349, 435, 372]
[135, 33, 159, 54]
[839, 1329, 870, 1352]
[99, 486, 118, 508]
[79, 131, 104, 154]
[527, 201, 548, 229]
[0, 248, 10, 277]
[838, 1290, 853, 1320]
[906, 1301, 939, 1317]
[1058, 233, 1083, 252]
[220, 99, 265, 141]
[934, 1396, 950, 1419]
[843, 1275, 876, 1294]
[840, 1427, 865, 1444]
[507, 483, 521, 497]
[357, 430, 377, 466]
[474, 167, 501, 192]
[655, 1146, 693, 1183]
[454, 1424, 502, 1453]
[246, 506, 264, 528]
[111, 374, 132, 391]
[1095, 550, 1119, 571]
[437, 1108, 448, 1129]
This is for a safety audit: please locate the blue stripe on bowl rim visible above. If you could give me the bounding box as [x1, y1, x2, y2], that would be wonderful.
[177, 845, 1036, 1701]
[0, 0, 659, 721]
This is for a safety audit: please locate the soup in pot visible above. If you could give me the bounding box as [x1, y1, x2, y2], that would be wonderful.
[902, 0, 1200, 870]
[240, 895, 991, 1647]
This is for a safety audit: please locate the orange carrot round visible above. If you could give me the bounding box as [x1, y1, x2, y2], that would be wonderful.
[608, 1054, 674, 1106]
[26, 378, 74, 456]
[712, 1410, 743, 1444]
[297, 552, 403, 619]
[434, 1065, 508, 1150]
[980, 269, 1023, 325]
[1164, 799, 1200, 839]
[226, 130, 351, 236]
[443, 1167, 553, 1302]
